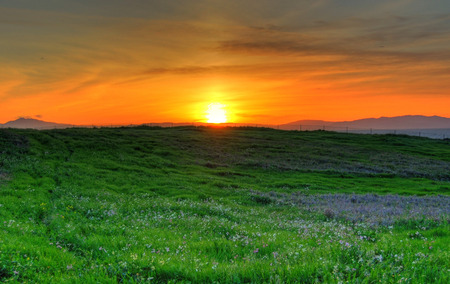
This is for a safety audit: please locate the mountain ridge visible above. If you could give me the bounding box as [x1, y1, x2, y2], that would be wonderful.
[284, 115, 450, 129]
[0, 118, 73, 129]
[1, 115, 449, 130]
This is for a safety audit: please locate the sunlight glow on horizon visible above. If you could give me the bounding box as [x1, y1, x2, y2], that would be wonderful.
[206, 103, 227, 124]
[1, 1, 449, 124]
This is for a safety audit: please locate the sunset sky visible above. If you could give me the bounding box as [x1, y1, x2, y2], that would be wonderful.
[1, 0, 450, 125]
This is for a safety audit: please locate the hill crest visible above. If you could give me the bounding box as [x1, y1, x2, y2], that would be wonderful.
[284, 115, 450, 129]
[0, 118, 73, 129]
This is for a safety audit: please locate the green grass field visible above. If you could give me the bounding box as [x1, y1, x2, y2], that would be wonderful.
[1, 126, 449, 283]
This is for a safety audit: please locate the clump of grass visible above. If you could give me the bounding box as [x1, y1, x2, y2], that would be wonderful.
[324, 208, 335, 219]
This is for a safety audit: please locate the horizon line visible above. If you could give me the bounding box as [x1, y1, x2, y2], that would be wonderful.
[1, 114, 449, 126]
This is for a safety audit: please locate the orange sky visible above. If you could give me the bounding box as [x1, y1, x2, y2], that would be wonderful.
[1, 1, 449, 125]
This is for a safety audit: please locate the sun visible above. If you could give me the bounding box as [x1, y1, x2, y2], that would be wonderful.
[206, 102, 227, 123]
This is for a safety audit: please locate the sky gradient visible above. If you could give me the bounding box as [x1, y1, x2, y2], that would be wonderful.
[1, 0, 450, 125]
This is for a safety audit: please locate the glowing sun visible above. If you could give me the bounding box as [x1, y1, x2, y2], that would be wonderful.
[206, 103, 227, 123]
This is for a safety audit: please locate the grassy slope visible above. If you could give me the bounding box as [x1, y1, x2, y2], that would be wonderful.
[0, 127, 449, 283]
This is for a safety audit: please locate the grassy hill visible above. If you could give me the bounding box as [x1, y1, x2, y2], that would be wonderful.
[1, 127, 449, 283]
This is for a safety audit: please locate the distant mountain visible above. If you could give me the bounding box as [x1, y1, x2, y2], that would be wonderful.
[0, 118, 73, 130]
[2, 115, 449, 131]
[284, 115, 450, 130]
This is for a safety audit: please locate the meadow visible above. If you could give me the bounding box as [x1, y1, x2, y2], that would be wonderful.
[0, 126, 449, 283]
